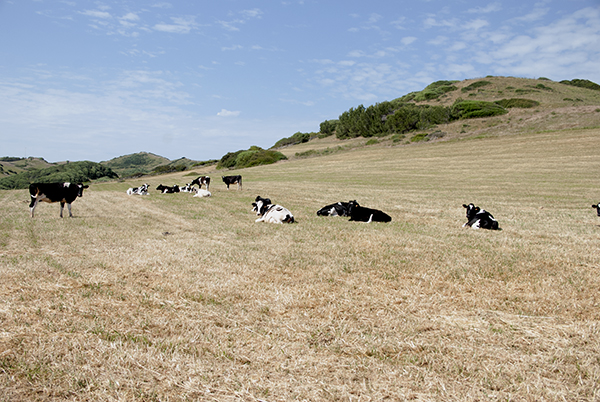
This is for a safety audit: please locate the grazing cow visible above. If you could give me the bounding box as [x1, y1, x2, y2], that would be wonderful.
[193, 189, 212, 197]
[592, 203, 600, 216]
[222, 175, 242, 190]
[127, 183, 149, 195]
[191, 176, 210, 191]
[317, 201, 351, 217]
[156, 184, 180, 194]
[252, 195, 294, 224]
[462, 203, 500, 230]
[29, 182, 89, 218]
[347, 200, 392, 223]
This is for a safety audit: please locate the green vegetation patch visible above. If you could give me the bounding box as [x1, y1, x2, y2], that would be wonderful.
[217, 146, 287, 170]
[451, 100, 508, 119]
[272, 132, 314, 149]
[495, 98, 540, 109]
[0, 161, 118, 190]
[560, 79, 600, 91]
[412, 80, 459, 101]
[461, 80, 492, 92]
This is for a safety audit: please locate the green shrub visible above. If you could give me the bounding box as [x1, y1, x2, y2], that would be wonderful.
[0, 161, 118, 190]
[413, 80, 458, 101]
[461, 80, 492, 92]
[560, 79, 600, 91]
[495, 98, 540, 108]
[217, 147, 287, 170]
[366, 139, 379, 146]
[271, 132, 312, 149]
[410, 133, 428, 142]
[319, 120, 338, 137]
[451, 100, 508, 119]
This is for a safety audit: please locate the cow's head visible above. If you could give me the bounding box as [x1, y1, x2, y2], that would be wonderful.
[347, 200, 360, 214]
[77, 184, 89, 197]
[463, 203, 480, 220]
[252, 196, 272, 216]
[156, 184, 164, 191]
[593, 204, 600, 216]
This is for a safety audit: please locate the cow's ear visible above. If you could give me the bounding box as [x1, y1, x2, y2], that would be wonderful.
[462, 204, 468, 208]
[83, 185, 89, 189]
[593, 205, 598, 208]
[475, 207, 480, 213]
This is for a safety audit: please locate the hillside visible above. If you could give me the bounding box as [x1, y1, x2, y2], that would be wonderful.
[100, 152, 171, 177]
[0, 157, 55, 176]
[275, 76, 600, 158]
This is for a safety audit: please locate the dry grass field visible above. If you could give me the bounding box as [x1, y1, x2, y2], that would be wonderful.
[2, 126, 600, 401]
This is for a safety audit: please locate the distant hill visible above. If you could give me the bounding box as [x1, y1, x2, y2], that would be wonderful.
[100, 153, 218, 177]
[0, 161, 118, 190]
[0, 157, 55, 176]
[100, 152, 171, 177]
[272, 76, 600, 158]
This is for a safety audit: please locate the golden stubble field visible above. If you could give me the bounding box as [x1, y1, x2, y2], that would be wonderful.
[1, 128, 600, 401]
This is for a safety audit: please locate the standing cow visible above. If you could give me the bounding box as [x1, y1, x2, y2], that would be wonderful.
[191, 176, 210, 191]
[29, 182, 89, 218]
[222, 175, 242, 190]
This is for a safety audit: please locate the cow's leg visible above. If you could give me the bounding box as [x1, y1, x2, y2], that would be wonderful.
[66, 203, 73, 217]
[29, 196, 38, 218]
[59, 201, 65, 218]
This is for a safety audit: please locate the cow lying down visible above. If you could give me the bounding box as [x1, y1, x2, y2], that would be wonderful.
[127, 183, 149, 195]
[317, 201, 351, 217]
[252, 196, 295, 224]
[347, 200, 392, 223]
[193, 189, 212, 198]
[462, 203, 500, 230]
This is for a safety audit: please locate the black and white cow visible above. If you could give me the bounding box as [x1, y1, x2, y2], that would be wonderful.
[29, 182, 89, 218]
[592, 203, 600, 216]
[316, 201, 351, 217]
[347, 200, 392, 223]
[222, 175, 242, 190]
[191, 176, 210, 191]
[127, 183, 149, 195]
[462, 203, 500, 230]
[252, 196, 294, 224]
[179, 183, 194, 193]
[156, 184, 180, 194]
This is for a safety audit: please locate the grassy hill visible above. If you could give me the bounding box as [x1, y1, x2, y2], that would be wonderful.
[276, 76, 600, 158]
[0, 157, 55, 175]
[100, 152, 171, 177]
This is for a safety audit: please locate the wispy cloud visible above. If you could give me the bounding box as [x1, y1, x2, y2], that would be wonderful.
[153, 16, 197, 34]
[217, 109, 241, 117]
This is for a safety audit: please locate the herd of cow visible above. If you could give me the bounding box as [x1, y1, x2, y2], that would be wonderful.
[26, 178, 600, 228]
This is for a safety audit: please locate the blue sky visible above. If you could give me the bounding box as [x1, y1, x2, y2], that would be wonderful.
[1, 0, 599, 163]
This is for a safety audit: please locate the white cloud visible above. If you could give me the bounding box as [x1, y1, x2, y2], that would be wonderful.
[121, 13, 139, 22]
[153, 16, 196, 34]
[217, 109, 240, 117]
[80, 10, 111, 19]
[240, 9, 263, 19]
[401, 37, 418, 46]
